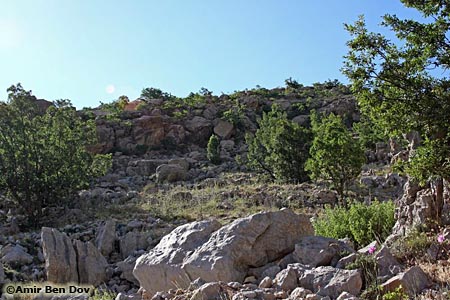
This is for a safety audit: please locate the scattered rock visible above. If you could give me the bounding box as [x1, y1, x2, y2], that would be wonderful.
[374, 246, 402, 278]
[336, 292, 359, 300]
[297, 266, 362, 299]
[289, 287, 313, 299]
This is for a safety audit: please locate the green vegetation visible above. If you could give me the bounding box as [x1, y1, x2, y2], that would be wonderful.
[90, 289, 116, 300]
[0, 84, 111, 227]
[346, 254, 380, 299]
[390, 228, 432, 264]
[353, 115, 388, 150]
[246, 105, 311, 183]
[207, 134, 221, 165]
[306, 112, 365, 205]
[343, 1, 450, 220]
[382, 287, 408, 300]
[221, 99, 245, 127]
[141, 87, 176, 101]
[313, 201, 395, 248]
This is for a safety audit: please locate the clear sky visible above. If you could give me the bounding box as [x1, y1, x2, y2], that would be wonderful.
[0, 0, 422, 109]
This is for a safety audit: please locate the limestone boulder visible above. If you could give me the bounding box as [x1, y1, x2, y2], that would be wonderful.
[292, 236, 355, 267]
[132, 115, 167, 147]
[190, 282, 224, 300]
[74, 240, 109, 286]
[41, 227, 78, 283]
[134, 219, 222, 295]
[117, 256, 139, 284]
[119, 231, 151, 259]
[95, 220, 117, 257]
[213, 120, 234, 139]
[156, 164, 188, 183]
[374, 246, 402, 278]
[294, 265, 362, 299]
[185, 116, 212, 145]
[381, 266, 431, 297]
[0, 244, 33, 267]
[134, 209, 313, 296]
[274, 266, 298, 292]
[126, 159, 167, 177]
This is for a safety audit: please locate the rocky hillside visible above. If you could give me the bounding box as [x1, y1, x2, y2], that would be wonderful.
[0, 82, 449, 300]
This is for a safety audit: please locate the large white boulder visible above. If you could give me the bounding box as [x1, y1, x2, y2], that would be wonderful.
[133, 209, 313, 296]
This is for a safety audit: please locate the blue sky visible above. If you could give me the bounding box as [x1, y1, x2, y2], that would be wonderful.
[0, 1, 422, 108]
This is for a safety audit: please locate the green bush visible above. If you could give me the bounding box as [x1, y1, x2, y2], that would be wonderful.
[390, 228, 431, 263]
[306, 112, 365, 206]
[0, 84, 111, 227]
[207, 134, 221, 164]
[382, 287, 408, 300]
[313, 201, 395, 247]
[346, 254, 378, 292]
[246, 105, 311, 183]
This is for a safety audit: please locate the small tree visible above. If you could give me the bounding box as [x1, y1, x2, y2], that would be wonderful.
[343, 1, 450, 219]
[246, 105, 311, 183]
[140, 87, 175, 101]
[207, 134, 221, 164]
[0, 84, 111, 226]
[305, 112, 365, 206]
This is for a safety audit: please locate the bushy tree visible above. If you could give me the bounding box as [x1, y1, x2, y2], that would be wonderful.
[305, 112, 365, 206]
[343, 1, 450, 219]
[246, 105, 311, 183]
[0, 84, 111, 226]
[207, 134, 221, 164]
[140, 87, 175, 101]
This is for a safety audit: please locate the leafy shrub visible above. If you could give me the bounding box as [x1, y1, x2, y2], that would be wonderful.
[91, 289, 116, 300]
[246, 105, 311, 183]
[346, 254, 378, 291]
[207, 134, 221, 164]
[141, 87, 175, 101]
[0, 84, 111, 227]
[353, 115, 388, 150]
[313, 201, 395, 247]
[382, 287, 408, 300]
[390, 228, 432, 264]
[306, 112, 365, 206]
[221, 99, 245, 127]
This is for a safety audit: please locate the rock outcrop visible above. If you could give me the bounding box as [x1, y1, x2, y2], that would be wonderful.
[42, 227, 109, 286]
